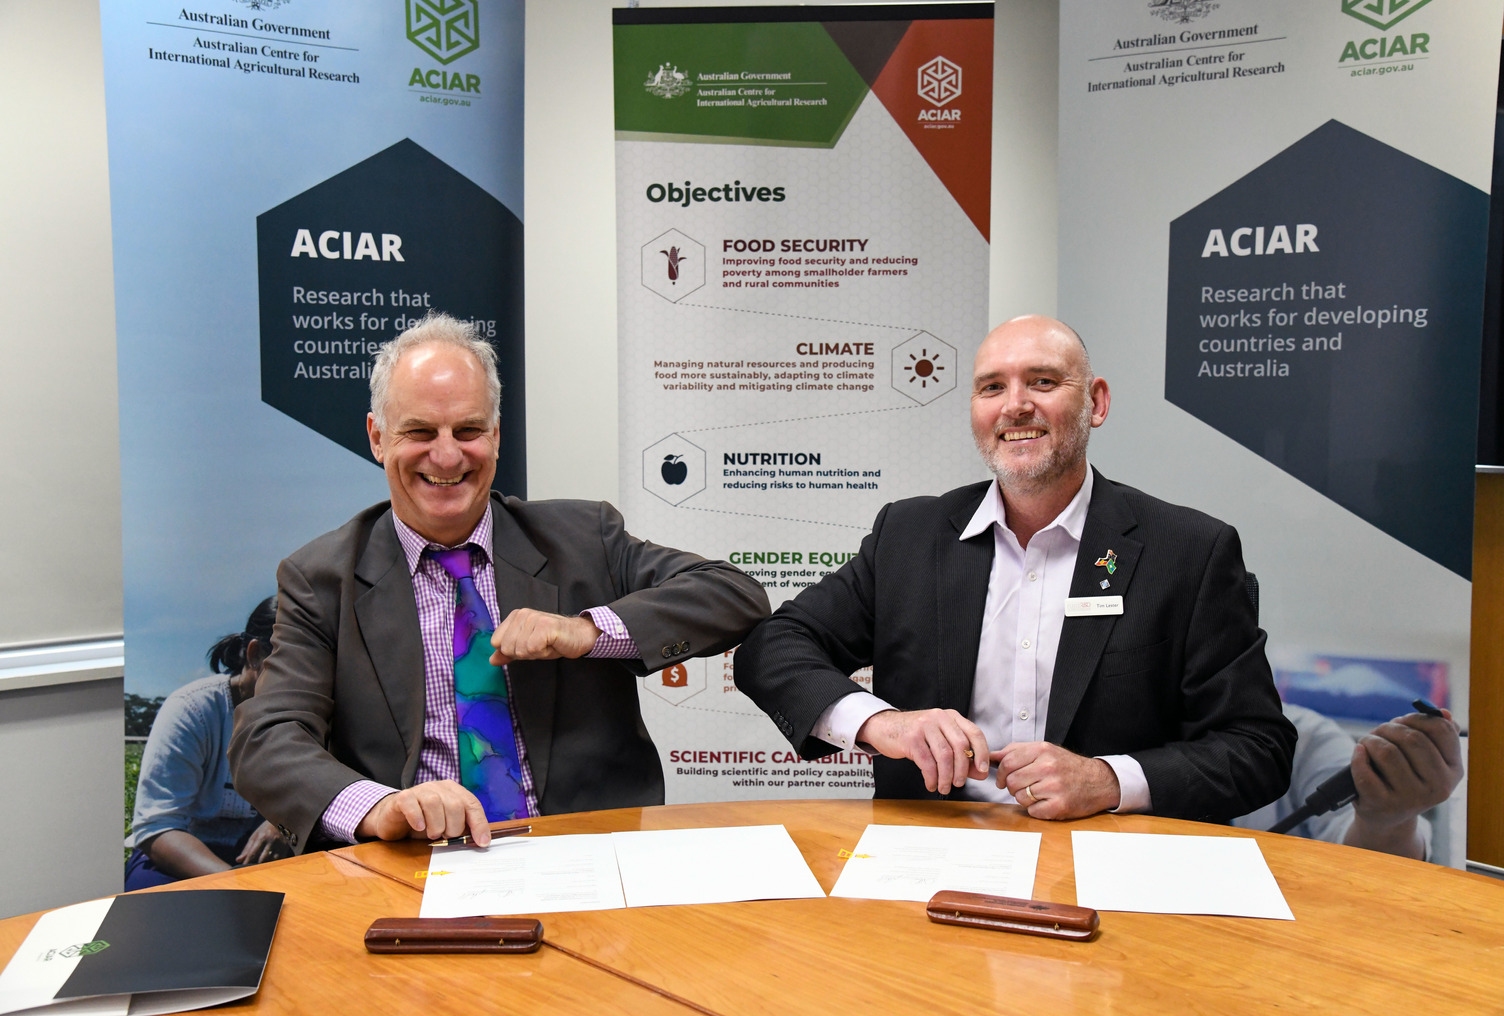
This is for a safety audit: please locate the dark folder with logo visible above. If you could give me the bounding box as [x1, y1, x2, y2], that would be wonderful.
[0, 889, 283, 1015]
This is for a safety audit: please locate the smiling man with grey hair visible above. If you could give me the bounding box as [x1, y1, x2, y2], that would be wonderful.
[735, 314, 1294, 824]
[233, 311, 769, 851]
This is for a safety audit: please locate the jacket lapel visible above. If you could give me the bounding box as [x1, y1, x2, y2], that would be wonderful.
[353, 510, 427, 786]
[936, 485, 994, 714]
[1045, 470, 1142, 744]
[487, 496, 560, 802]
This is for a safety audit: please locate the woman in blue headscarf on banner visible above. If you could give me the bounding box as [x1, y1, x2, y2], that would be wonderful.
[124, 597, 289, 890]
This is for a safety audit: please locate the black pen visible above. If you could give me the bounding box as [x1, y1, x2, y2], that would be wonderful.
[1411, 697, 1445, 718]
[430, 823, 532, 848]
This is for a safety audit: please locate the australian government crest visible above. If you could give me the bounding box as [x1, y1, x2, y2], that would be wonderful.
[1149, 0, 1220, 24]
[645, 63, 692, 98]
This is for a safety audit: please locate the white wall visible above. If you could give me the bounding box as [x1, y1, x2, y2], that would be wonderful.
[988, 1, 1059, 322]
[0, 679, 124, 917]
[0, 0, 125, 918]
[0, 0, 122, 646]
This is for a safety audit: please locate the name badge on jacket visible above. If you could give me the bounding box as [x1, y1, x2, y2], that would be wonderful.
[1064, 595, 1124, 617]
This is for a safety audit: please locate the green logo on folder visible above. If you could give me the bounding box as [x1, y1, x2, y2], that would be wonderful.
[45, 941, 109, 961]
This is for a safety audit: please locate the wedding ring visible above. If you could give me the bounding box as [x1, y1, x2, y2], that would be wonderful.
[964, 748, 975, 759]
[1021, 784, 1036, 804]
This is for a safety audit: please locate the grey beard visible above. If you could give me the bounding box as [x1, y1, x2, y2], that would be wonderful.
[976, 401, 1093, 494]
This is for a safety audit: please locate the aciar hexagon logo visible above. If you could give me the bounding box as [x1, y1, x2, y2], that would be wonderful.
[917, 56, 962, 107]
[1341, 0, 1436, 31]
[407, 0, 479, 65]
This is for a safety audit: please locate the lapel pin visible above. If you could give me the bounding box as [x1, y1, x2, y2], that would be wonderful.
[1094, 549, 1118, 575]
[1100, 578, 1111, 589]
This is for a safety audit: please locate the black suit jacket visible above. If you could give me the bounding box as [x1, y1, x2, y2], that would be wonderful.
[734, 470, 1295, 822]
[231, 493, 769, 852]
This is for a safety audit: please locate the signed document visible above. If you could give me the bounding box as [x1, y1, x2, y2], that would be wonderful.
[419, 834, 626, 918]
[418, 826, 825, 917]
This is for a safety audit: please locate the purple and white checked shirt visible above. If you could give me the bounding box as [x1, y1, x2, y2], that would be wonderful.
[320, 505, 639, 842]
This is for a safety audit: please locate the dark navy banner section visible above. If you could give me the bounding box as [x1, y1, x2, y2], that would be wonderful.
[1166, 120, 1487, 579]
[257, 138, 525, 493]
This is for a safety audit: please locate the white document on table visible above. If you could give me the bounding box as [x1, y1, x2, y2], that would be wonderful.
[418, 833, 626, 918]
[1071, 831, 1294, 920]
[829, 824, 1042, 902]
[609, 825, 826, 907]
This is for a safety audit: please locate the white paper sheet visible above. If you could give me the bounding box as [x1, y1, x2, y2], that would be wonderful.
[609, 826, 826, 907]
[0, 899, 130, 1016]
[1071, 831, 1294, 919]
[418, 834, 626, 918]
[828, 824, 1042, 902]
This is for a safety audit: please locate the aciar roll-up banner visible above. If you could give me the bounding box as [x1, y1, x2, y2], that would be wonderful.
[1058, 0, 1501, 865]
[614, 4, 994, 802]
[101, 3, 523, 714]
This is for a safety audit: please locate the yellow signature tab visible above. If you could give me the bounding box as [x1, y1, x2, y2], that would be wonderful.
[836, 849, 872, 860]
[414, 870, 453, 878]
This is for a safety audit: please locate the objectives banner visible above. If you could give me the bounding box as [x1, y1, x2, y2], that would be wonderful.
[101, 3, 523, 707]
[614, 4, 993, 802]
[1058, 0, 1503, 866]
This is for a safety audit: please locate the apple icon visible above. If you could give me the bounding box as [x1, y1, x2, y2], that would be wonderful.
[661, 454, 688, 485]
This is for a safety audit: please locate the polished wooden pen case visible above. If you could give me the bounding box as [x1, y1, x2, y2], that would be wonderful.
[364, 916, 545, 954]
[926, 891, 1100, 941]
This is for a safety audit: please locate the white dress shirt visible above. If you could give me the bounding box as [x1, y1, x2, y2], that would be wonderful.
[814, 467, 1152, 812]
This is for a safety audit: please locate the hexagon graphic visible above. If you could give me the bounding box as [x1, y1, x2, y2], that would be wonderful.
[917, 56, 961, 107]
[1165, 119, 1486, 579]
[643, 432, 705, 506]
[892, 332, 957, 405]
[407, 0, 479, 65]
[641, 229, 705, 303]
[642, 658, 707, 706]
[256, 138, 526, 495]
[1340, 0, 1435, 31]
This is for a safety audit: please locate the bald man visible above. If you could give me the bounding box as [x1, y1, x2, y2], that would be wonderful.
[735, 315, 1295, 822]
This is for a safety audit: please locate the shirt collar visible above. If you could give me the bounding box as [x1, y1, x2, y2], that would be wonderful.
[959, 465, 1095, 543]
[392, 503, 494, 576]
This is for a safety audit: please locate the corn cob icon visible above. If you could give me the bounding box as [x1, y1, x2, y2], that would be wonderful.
[660, 245, 685, 283]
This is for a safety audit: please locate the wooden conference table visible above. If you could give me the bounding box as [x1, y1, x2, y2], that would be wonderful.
[3, 799, 1502, 1014]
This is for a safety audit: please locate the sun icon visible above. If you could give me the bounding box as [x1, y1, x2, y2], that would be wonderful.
[904, 348, 946, 388]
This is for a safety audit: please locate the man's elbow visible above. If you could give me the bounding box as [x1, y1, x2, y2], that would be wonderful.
[1268, 709, 1299, 791]
[227, 706, 272, 811]
[731, 615, 770, 684]
[1240, 716, 1299, 814]
[719, 564, 772, 626]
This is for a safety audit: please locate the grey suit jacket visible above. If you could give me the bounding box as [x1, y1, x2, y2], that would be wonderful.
[734, 469, 1295, 823]
[230, 492, 769, 852]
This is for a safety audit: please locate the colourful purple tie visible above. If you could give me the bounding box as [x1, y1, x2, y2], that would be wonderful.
[430, 547, 528, 821]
